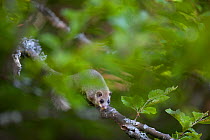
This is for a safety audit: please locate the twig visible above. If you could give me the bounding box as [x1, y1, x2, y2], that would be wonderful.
[76, 33, 91, 45]
[32, 0, 70, 32]
[32, 1, 92, 45]
[12, 50, 22, 76]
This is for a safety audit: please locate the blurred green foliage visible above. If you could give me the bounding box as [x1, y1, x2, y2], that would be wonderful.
[1, 0, 210, 140]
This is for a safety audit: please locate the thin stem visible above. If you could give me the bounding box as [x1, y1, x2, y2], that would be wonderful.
[134, 112, 140, 120]
[140, 99, 152, 113]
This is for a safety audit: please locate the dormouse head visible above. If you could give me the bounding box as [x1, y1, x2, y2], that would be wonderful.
[95, 90, 112, 110]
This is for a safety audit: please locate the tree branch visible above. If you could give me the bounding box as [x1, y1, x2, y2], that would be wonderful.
[32, 0, 70, 32]
[12, 37, 60, 77]
[100, 106, 177, 140]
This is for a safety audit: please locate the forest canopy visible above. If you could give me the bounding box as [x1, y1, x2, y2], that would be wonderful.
[0, 0, 210, 140]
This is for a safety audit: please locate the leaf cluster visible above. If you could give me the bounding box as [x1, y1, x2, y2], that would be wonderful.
[121, 86, 177, 119]
[166, 109, 210, 139]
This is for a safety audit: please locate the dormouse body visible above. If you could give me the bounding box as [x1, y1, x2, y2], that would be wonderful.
[53, 69, 112, 111]
[72, 69, 112, 109]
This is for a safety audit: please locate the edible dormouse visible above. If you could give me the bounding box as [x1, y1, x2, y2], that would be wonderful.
[72, 69, 112, 109]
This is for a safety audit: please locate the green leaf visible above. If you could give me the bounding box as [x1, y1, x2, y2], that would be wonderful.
[121, 96, 144, 111]
[186, 128, 200, 134]
[148, 89, 164, 99]
[134, 96, 145, 109]
[164, 86, 178, 95]
[181, 136, 191, 140]
[121, 96, 135, 109]
[198, 116, 210, 124]
[172, 132, 180, 139]
[147, 86, 177, 106]
[142, 107, 157, 114]
[192, 111, 209, 124]
[165, 109, 193, 131]
[181, 129, 202, 140]
[147, 95, 170, 106]
[192, 111, 205, 122]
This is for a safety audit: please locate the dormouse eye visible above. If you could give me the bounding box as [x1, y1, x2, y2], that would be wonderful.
[107, 100, 110, 104]
[109, 92, 112, 96]
[97, 92, 103, 97]
[100, 99, 104, 104]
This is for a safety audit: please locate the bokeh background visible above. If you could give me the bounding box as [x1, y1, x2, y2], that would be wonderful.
[0, 0, 210, 139]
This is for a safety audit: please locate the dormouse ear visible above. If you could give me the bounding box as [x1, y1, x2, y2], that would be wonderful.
[88, 94, 95, 102]
[96, 91, 103, 97]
